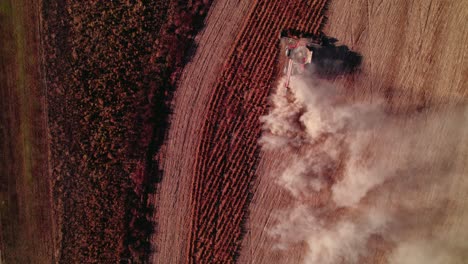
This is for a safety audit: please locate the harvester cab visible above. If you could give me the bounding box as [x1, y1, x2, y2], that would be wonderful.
[280, 30, 321, 88]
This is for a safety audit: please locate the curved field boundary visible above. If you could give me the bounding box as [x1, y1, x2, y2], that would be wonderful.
[188, 0, 329, 263]
[148, 0, 257, 263]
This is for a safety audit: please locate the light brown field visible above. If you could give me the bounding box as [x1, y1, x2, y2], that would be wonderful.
[240, 0, 468, 263]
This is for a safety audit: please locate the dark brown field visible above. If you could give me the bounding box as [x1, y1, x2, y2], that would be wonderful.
[0, 1, 56, 263]
[2, 0, 213, 263]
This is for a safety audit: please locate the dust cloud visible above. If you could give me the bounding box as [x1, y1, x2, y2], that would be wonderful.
[259, 73, 468, 263]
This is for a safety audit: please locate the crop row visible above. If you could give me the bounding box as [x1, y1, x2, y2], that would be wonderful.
[188, 0, 329, 263]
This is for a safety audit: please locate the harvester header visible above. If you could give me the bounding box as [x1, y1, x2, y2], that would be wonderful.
[280, 30, 321, 88]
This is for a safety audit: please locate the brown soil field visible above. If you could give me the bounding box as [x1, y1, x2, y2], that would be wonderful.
[3, 0, 213, 263]
[42, 1, 174, 262]
[0, 0, 56, 263]
[41, 0, 214, 263]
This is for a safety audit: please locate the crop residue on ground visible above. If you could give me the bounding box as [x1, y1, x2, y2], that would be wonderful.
[260, 73, 468, 264]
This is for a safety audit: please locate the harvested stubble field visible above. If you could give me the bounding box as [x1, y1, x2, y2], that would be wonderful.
[154, 0, 468, 264]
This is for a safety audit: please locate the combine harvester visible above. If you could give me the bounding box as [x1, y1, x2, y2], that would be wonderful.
[280, 30, 322, 88]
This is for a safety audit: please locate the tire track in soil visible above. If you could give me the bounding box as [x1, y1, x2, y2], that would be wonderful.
[188, 0, 329, 263]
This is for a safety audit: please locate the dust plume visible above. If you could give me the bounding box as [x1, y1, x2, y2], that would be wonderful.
[260, 74, 468, 263]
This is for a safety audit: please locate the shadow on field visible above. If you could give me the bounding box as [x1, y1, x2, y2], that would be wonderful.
[310, 35, 363, 77]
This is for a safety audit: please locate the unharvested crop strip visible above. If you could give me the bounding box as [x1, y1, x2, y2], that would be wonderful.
[187, 0, 330, 263]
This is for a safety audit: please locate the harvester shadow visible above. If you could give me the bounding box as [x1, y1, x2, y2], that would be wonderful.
[309, 35, 363, 77]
